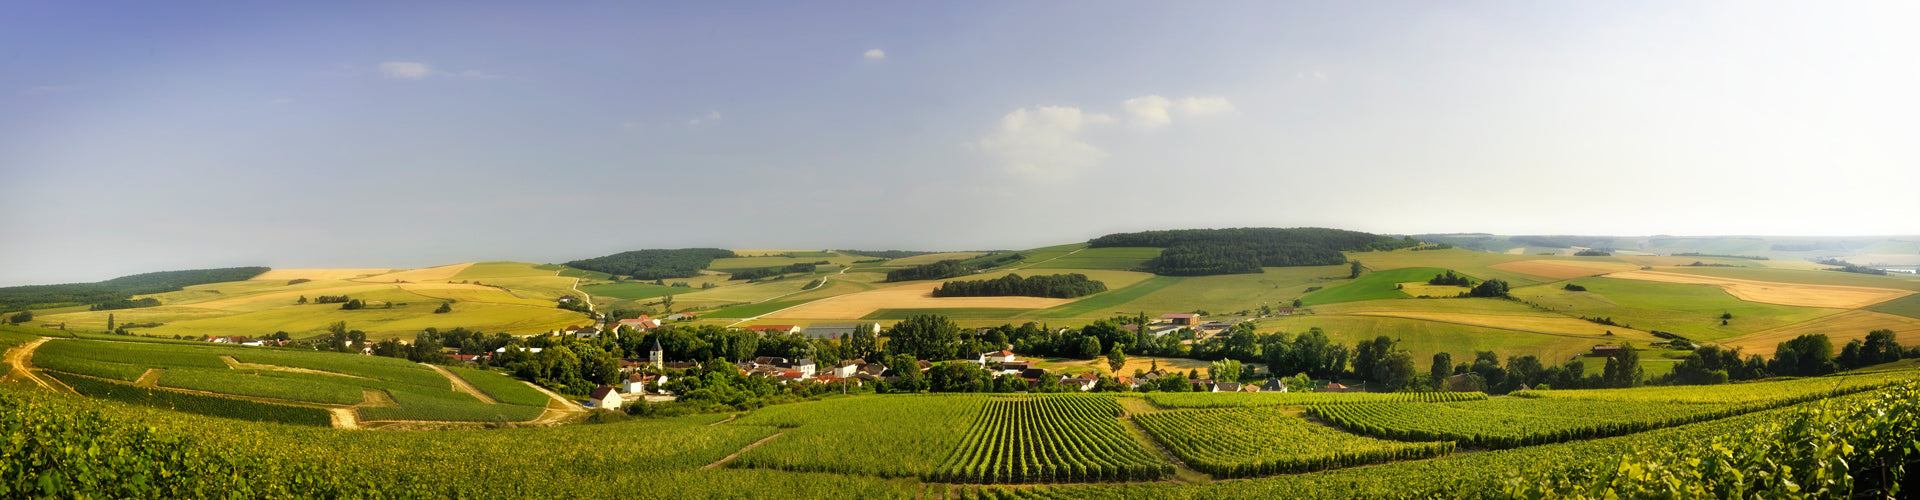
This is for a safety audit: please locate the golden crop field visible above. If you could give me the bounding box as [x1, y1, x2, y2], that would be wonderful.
[1717, 310, 1920, 357]
[1604, 270, 1912, 309]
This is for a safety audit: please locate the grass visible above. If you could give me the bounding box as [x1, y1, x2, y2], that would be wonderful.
[49, 372, 333, 426]
[451, 261, 557, 279]
[581, 282, 702, 301]
[229, 350, 449, 389]
[703, 299, 814, 318]
[1575, 355, 1679, 380]
[1098, 266, 1345, 315]
[1014, 242, 1092, 266]
[1027, 277, 1183, 319]
[1510, 277, 1842, 341]
[447, 366, 553, 407]
[1300, 267, 1450, 306]
[1866, 292, 1920, 320]
[1345, 248, 1550, 287]
[1253, 313, 1607, 365]
[1024, 247, 1160, 271]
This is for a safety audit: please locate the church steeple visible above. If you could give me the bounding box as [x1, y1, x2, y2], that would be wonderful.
[650, 338, 664, 369]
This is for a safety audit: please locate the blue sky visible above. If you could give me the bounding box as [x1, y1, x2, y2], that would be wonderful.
[3, 1, 1917, 285]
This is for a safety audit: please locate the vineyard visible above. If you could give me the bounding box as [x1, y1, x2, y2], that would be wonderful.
[448, 366, 555, 407]
[1145, 390, 1485, 409]
[934, 396, 1172, 483]
[729, 395, 989, 478]
[49, 371, 333, 426]
[1134, 407, 1453, 478]
[1509, 370, 1910, 404]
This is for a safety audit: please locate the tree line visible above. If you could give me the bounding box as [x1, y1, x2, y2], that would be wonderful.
[1088, 228, 1420, 276]
[933, 273, 1107, 298]
[0, 266, 269, 312]
[728, 262, 819, 281]
[884, 253, 1024, 282]
[563, 248, 737, 280]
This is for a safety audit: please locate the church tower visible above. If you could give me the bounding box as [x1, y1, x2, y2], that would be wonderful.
[650, 338, 664, 369]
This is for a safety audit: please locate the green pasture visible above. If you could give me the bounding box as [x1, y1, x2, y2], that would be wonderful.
[1014, 242, 1091, 266]
[1574, 355, 1680, 380]
[708, 252, 863, 272]
[1300, 267, 1450, 306]
[1024, 247, 1159, 271]
[1254, 314, 1601, 364]
[1096, 266, 1344, 315]
[129, 300, 584, 341]
[1025, 276, 1182, 319]
[581, 282, 701, 301]
[1867, 293, 1920, 320]
[1511, 278, 1842, 340]
[703, 299, 813, 319]
[159, 368, 366, 405]
[359, 385, 544, 422]
[448, 366, 554, 407]
[1345, 248, 1548, 287]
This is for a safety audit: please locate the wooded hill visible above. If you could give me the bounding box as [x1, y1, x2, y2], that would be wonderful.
[563, 248, 737, 280]
[1090, 228, 1418, 276]
[933, 273, 1108, 299]
[0, 267, 271, 311]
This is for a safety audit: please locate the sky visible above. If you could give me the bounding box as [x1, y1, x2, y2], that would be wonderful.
[3, 1, 1918, 286]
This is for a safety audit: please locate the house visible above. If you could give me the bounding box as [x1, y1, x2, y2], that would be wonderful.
[448, 354, 481, 363]
[571, 326, 601, 339]
[1060, 377, 1098, 392]
[588, 386, 622, 409]
[665, 313, 698, 321]
[1240, 385, 1261, 393]
[824, 360, 862, 378]
[1148, 325, 1185, 338]
[1591, 345, 1626, 357]
[787, 359, 817, 378]
[1213, 382, 1242, 393]
[983, 350, 1018, 364]
[1275, 306, 1295, 315]
[803, 322, 880, 339]
[753, 356, 789, 366]
[623, 373, 649, 394]
[614, 316, 662, 332]
[1322, 382, 1359, 393]
[662, 361, 701, 370]
[1161, 313, 1200, 326]
[494, 346, 543, 354]
[1261, 378, 1289, 393]
[743, 324, 800, 335]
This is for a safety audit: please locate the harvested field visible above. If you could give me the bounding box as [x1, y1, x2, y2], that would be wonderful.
[1489, 260, 1640, 280]
[1397, 282, 1472, 299]
[1341, 311, 1657, 340]
[762, 282, 1073, 320]
[1603, 270, 1913, 309]
[1718, 310, 1920, 357]
[355, 263, 475, 283]
[255, 269, 399, 281]
[181, 284, 396, 310]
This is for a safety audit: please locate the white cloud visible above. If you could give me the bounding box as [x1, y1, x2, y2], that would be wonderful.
[1123, 95, 1173, 128]
[864, 49, 886, 61]
[975, 106, 1113, 182]
[688, 111, 723, 126]
[379, 61, 434, 80]
[1122, 95, 1235, 128]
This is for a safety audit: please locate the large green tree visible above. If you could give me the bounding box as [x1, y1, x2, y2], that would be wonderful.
[885, 315, 963, 361]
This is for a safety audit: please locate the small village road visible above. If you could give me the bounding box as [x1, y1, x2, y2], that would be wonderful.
[3, 338, 62, 393]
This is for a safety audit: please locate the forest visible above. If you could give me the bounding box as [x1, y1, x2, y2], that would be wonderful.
[932, 273, 1107, 299]
[729, 262, 819, 281]
[885, 253, 1024, 282]
[0, 267, 270, 311]
[1088, 228, 1417, 276]
[563, 248, 737, 279]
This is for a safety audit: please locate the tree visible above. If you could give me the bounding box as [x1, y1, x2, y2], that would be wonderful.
[846, 323, 880, 362]
[1429, 352, 1452, 389]
[1770, 334, 1836, 376]
[1107, 350, 1127, 373]
[1077, 337, 1102, 359]
[433, 302, 452, 314]
[1209, 359, 1243, 383]
[660, 294, 674, 313]
[340, 299, 365, 310]
[1601, 343, 1643, 388]
[1862, 329, 1902, 366]
[885, 315, 964, 361]
[1291, 298, 1303, 308]
[1467, 279, 1511, 298]
[1376, 351, 1417, 391]
[886, 354, 925, 392]
[106, 313, 115, 331]
[296, 295, 308, 305]
[1348, 260, 1364, 279]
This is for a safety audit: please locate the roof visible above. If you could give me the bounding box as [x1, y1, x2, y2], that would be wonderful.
[627, 373, 648, 383]
[745, 324, 797, 331]
[1161, 313, 1198, 319]
[589, 386, 619, 399]
[652, 338, 663, 351]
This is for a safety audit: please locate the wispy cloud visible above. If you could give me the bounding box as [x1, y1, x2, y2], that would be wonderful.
[1122, 95, 1236, 128]
[974, 106, 1113, 182]
[688, 110, 723, 126]
[378, 61, 500, 80]
[864, 48, 886, 61]
[380, 61, 435, 80]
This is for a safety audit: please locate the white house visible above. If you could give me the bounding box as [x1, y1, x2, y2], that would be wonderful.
[622, 373, 648, 394]
[588, 386, 622, 410]
[984, 350, 1018, 364]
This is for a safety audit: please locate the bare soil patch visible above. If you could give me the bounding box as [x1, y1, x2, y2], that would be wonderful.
[1604, 270, 1912, 309]
[763, 282, 1073, 320]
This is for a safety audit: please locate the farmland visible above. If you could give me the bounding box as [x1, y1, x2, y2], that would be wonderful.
[1136, 407, 1453, 477]
[934, 396, 1171, 483]
[1299, 267, 1448, 306]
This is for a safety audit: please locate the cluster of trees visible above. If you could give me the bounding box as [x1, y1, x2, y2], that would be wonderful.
[1507, 236, 1616, 249]
[1428, 271, 1473, 287]
[728, 262, 817, 281]
[1817, 259, 1888, 276]
[305, 295, 350, 304]
[833, 250, 938, 259]
[1663, 330, 1911, 385]
[656, 361, 840, 410]
[87, 297, 161, 311]
[563, 248, 737, 280]
[1563, 283, 1588, 291]
[885, 253, 1024, 282]
[933, 273, 1108, 298]
[339, 299, 367, 310]
[1088, 228, 1420, 276]
[1466, 279, 1511, 298]
[0, 266, 269, 311]
[1573, 250, 1613, 256]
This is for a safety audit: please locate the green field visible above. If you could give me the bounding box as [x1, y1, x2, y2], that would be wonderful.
[704, 299, 813, 319]
[1511, 277, 1842, 340]
[1864, 293, 1920, 320]
[1136, 407, 1452, 478]
[1299, 267, 1450, 306]
[730, 395, 988, 478]
[1024, 247, 1160, 271]
[1660, 266, 1920, 292]
[1026, 276, 1183, 319]
[581, 282, 702, 301]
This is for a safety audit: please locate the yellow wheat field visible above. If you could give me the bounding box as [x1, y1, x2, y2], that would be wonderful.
[1490, 260, 1641, 280]
[1719, 310, 1920, 357]
[353, 263, 475, 283]
[1604, 270, 1912, 309]
[762, 282, 1073, 319]
[255, 269, 400, 281]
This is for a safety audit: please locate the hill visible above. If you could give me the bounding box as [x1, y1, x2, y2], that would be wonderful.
[1090, 227, 1418, 276]
[0, 267, 270, 312]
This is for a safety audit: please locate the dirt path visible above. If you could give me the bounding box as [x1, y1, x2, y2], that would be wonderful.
[424, 363, 500, 404]
[134, 368, 166, 388]
[519, 379, 587, 425]
[3, 338, 66, 393]
[702, 430, 787, 470]
[709, 413, 741, 426]
[330, 408, 361, 429]
[1114, 407, 1210, 483]
[221, 355, 371, 379]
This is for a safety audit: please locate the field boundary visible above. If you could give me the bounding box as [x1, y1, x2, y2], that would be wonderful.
[426, 363, 501, 405]
[704, 430, 788, 470]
